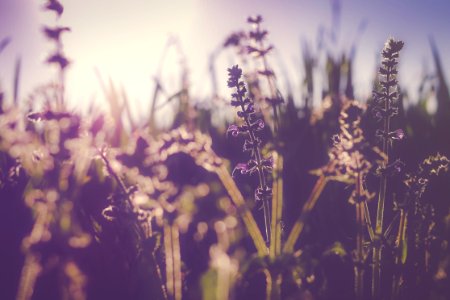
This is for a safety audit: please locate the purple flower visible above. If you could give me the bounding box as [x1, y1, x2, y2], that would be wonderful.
[223, 31, 246, 48]
[44, 0, 64, 17]
[378, 159, 405, 176]
[261, 156, 273, 171]
[227, 65, 242, 88]
[243, 138, 261, 153]
[255, 186, 271, 202]
[43, 26, 71, 42]
[232, 161, 257, 177]
[247, 45, 273, 57]
[247, 15, 263, 24]
[46, 53, 70, 69]
[249, 30, 268, 42]
[227, 124, 240, 137]
[250, 119, 265, 132]
[389, 129, 405, 140]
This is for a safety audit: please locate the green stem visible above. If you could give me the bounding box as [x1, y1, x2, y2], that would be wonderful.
[373, 68, 391, 300]
[256, 23, 280, 135]
[235, 80, 271, 244]
[354, 169, 365, 300]
[391, 210, 408, 299]
[270, 152, 283, 259]
[264, 269, 281, 300]
[283, 176, 328, 253]
[216, 166, 267, 256]
[355, 201, 365, 300]
[164, 223, 182, 300]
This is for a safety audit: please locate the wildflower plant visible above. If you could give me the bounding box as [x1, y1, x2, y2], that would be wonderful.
[42, 0, 71, 109]
[2, 4, 450, 300]
[370, 37, 404, 299]
[227, 65, 273, 244]
[247, 15, 283, 134]
[391, 153, 449, 298]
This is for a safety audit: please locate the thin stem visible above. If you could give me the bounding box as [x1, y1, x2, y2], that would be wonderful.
[216, 165, 268, 256]
[16, 254, 42, 300]
[235, 80, 271, 244]
[354, 165, 366, 300]
[355, 201, 365, 299]
[99, 150, 145, 239]
[391, 210, 408, 299]
[264, 269, 273, 300]
[270, 152, 283, 259]
[255, 23, 280, 134]
[264, 269, 281, 300]
[164, 223, 182, 300]
[373, 67, 391, 300]
[364, 201, 375, 242]
[283, 176, 328, 253]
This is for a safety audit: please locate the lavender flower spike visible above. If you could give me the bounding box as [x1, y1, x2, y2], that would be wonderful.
[227, 65, 273, 244]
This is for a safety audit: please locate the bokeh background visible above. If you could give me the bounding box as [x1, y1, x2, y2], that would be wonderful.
[1, 0, 450, 116]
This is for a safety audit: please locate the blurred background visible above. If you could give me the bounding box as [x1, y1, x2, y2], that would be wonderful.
[1, 1, 450, 299]
[1, 0, 450, 119]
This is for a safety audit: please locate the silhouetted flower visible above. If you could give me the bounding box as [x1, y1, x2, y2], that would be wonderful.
[372, 37, 404, 148]
[223, 31, 247, 48]
[227, 65, 242, 88]
[249, 29, 268, 42]
[43, 26, 71, 42]
[255, 186, 272, 202]
[46, 53, 70, 69]
[247, 45, 274, 57]
[389, 129, 405, 140]
[376, 159, 405, 177]
[247, 15, 263, 24]
[226, 64, 272, 240]
[44, 0, 64, 17]
[315, 101, 380, 204]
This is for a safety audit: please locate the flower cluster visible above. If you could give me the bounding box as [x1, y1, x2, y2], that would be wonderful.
[317, 101, 380, 204]
[397, 153, 449, 275]
[42, 0, 71, 108]
[227, 65, 272, 241]
[43, 0, 71, 70]
[246, 15, 283, 108]
[227, 65, 272, 199]
[372, 38, 405, 147]
[401, 153, 449, 206]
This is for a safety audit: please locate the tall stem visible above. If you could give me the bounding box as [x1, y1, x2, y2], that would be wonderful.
[216, 166, 267, 256]
[355, 202, 365, 300]
[373, 69, 391, 300]
[269, 152, 283, 259]
[391, 210, 408, 299]
[263, 269, 281, 300]
[164, 223, 182, 300]
[283, 176, 328, 253]
[235, 80, 271, 244]
[255, 23, 280, 134]
[354, 169, 366, 300]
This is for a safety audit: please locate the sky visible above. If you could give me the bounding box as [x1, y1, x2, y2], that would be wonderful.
[1, 0, 449, 119]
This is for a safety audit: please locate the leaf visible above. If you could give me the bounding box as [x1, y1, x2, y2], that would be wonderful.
[401, 236, 408, 264]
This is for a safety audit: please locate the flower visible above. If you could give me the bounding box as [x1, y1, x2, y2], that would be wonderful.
[43, 26, 71, 42]
[227, 65, 242, 88]
[46, 53, 70, 69]
[247, 15, 263, 24]
[44, 0, 64, 17]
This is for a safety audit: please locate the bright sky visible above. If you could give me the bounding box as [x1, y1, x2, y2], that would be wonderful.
[1, 0, 449, 119]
